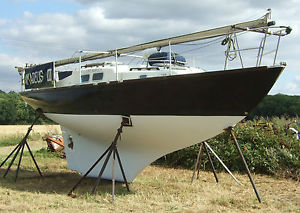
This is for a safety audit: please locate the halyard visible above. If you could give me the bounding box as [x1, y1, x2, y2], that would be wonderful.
[0, 125, 299, 212]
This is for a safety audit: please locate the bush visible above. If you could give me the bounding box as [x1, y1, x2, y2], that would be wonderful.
[155, 117, 300, 180]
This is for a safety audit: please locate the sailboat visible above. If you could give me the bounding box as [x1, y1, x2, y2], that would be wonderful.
[18, 10, 291, 182]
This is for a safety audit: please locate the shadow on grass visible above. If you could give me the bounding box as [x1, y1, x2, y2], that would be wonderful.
[0, 168, 133, 197]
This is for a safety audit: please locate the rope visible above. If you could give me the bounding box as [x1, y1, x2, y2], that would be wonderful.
[223, 34, 237, 61]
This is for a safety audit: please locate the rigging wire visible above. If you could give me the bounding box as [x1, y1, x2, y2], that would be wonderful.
[177, 36, 226, 54]
[178, 30, 251, 55]
[175, 30, 258, 64]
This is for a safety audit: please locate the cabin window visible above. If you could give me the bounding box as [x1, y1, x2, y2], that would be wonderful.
[81, 74, 90, 82]
[58, 71, 73, 80]
[92, 73, 104, 81]
[140, 75, 147, 79]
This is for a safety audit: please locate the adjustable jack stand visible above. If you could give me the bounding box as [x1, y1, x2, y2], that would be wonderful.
[191, 142, 204, 183]
[191, 141, 240, 185]
[68, 116, 131, 202]
[0, 109, 44, 182]
[226, 126, 262, 203]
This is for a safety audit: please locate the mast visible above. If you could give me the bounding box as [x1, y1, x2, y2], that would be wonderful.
[25, 11, 273, 69]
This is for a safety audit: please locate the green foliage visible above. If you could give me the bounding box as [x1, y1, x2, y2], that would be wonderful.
[0, 90, 54, 125]
[248, 94, 300, 119]
[0, 91, 17, 124]
[155, 117, 300, 180]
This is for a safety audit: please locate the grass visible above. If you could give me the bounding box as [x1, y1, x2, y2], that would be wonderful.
[0, 135, 24, 147]
[0, 125, 61, 147]
[0, 134, 44, 147]
[0, 150, 299, 212]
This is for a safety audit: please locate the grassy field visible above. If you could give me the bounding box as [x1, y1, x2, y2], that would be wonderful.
[0, 125, 61, 148]
[0, 125, 61, 138]
[0, 125, 299, 212]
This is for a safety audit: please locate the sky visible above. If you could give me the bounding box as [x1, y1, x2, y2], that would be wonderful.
[0, 0, 299, 95]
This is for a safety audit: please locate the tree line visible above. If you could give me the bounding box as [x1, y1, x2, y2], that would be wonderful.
[248, 94, 300, 119]
[0, 90, 299, 125]
[0, 90, 49, 125]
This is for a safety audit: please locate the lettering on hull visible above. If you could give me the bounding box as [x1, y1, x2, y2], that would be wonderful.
[24, 62, 54, 89]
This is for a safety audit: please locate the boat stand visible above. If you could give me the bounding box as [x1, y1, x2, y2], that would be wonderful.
[191, 141, 240, 185]
[0, 109, 44, 182]
[226, 126, 262, 203]
[68, 116, 131, 202]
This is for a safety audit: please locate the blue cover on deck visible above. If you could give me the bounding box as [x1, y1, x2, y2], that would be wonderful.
[148, 52, 186, 66]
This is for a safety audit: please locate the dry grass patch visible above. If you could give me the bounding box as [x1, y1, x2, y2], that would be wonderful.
[0, 150, 299, 213]
[0, 125, 62, 151]
[0, 125, 61, 148]
[0, 125, 61, 137]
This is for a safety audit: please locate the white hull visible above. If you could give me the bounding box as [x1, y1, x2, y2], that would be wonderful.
[45, 113, 244, 182]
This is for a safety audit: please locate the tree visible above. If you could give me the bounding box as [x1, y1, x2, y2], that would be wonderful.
[248, 94, 300, 119]
[0, 92, 17, 124]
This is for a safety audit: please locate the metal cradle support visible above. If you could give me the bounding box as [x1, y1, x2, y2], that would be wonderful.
[0, 109, 44, 182]
[68, 116, 131, 202]
[226, 126, 262, 203]
[204, 142, 219, 183]
[191, 141, 240, 185]
[191, 142, 204, 183]
[191, 128, 262, 203]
